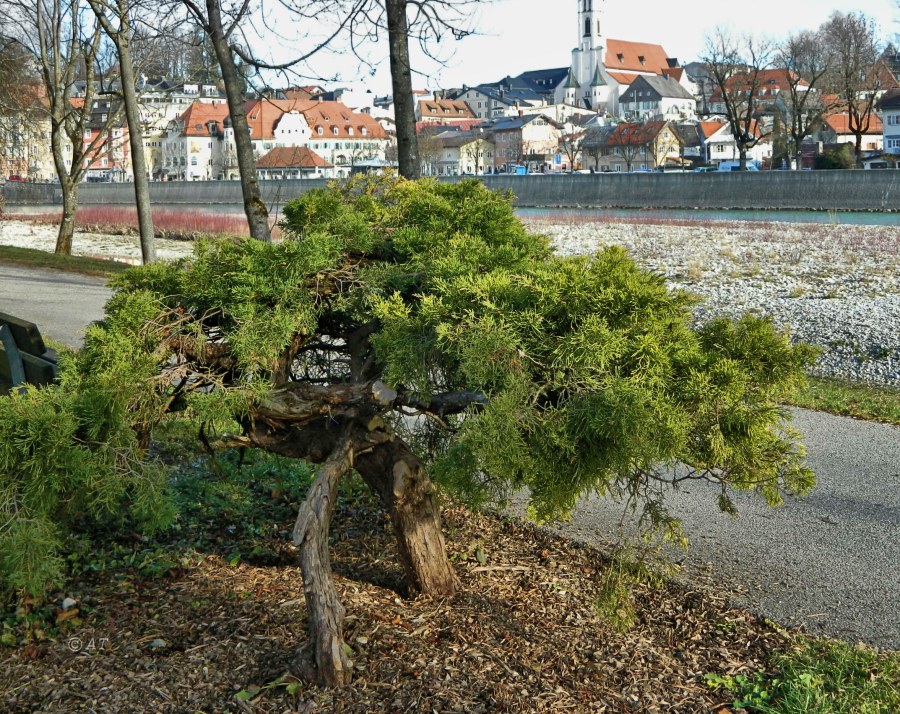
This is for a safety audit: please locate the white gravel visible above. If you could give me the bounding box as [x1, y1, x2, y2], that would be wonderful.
[3, 216, 898, 386]
[527, 218, 900, 388]
[0, 220, 193, 264]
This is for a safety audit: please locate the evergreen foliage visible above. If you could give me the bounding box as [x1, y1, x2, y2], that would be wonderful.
[0, 176, 817, 597]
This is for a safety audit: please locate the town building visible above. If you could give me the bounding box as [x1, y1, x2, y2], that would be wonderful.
[880, 89, 900, 154]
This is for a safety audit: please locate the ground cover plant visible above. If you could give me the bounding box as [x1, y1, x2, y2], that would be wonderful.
[0, 177, 818, 688]
[791, 377, 900, 426]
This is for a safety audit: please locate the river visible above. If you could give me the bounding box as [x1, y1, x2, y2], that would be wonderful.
[5, 203, 899, 227]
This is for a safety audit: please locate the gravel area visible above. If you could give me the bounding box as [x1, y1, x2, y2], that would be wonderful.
[0, 219, 193, 264]
[528, 218, 900, 387]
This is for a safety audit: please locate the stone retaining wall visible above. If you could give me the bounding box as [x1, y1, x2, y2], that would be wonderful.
[4, 170, 899, 211]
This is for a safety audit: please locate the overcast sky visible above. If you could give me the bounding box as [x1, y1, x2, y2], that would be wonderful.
[300, 0, 899, 94]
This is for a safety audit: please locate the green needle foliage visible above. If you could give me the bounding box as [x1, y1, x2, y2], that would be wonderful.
[0, 176, 817, 597]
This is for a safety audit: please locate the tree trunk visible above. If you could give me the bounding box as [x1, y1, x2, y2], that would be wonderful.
[56, 180, 77, 255]
[110, 7, 156, 263]
[100, 0, 156, 265]
[292, 429, 355, 687]
[386, 0, 420, 180]
[355, 437, 458, 597]
[205, 0, 271, 241]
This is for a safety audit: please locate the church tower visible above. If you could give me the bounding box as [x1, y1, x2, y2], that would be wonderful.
[574, 0, 605, 87]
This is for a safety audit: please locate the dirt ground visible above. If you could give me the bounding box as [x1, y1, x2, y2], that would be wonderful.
[2, 503, 786, 713]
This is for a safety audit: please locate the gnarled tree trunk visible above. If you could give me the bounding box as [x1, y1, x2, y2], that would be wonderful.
[355, 437, 458, 597]
[291, 429, 355, 686]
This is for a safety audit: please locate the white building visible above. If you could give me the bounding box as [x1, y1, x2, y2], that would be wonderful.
[556, 0, 683, 116]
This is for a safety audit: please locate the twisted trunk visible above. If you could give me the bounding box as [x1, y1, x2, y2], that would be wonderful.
[291, 429, 355, 686]
[355, 437, 458, 596]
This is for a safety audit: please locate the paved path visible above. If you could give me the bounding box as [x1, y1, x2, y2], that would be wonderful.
[552, 408, 900, 650]
[0, 264, 110, 347]
[3, 263, 898, 648]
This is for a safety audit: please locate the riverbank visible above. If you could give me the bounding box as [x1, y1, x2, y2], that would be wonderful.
[527, 217, 900, 388]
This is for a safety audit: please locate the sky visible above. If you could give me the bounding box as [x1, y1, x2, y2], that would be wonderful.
[301, 0, 900, 94]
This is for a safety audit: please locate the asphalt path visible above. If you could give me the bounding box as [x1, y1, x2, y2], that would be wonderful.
[2, 263, 898, 649]
[543, 408, 900, 650]
[0, 264, 111, 347]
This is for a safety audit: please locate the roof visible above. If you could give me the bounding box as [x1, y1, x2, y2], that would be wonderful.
[621, 75, 694, 101]
[417, 99, 476, 120]
[662, 67, 685, 82]
[608, 121, 669, 146]
[606, 72, 638, 86]
[488, 114, 559, 132]
[177, 103, 230, 136]
[256, 146, 332, 169]
[699, 120, 726, 139]
[825, 113, 883, 135]
[605, 39, 672, 75]
[439, 131, 492, 148]
[878, 88, 900, 110]
[244, 99, 386, 140]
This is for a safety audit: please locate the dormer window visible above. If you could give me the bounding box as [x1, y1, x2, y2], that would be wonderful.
[332, 126, 339, 135]
[638, 55, 646, 65]
[317, 126, 324, 135]
[361, 127, 367, 136]
[348, 127, 354, 135]
[617, 53, 624, 63]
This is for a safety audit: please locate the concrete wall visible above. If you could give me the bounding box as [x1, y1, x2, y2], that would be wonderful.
[4, 171, 900, 211]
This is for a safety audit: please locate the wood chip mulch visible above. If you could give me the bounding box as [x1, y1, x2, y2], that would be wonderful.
[1, 504, 788, 713]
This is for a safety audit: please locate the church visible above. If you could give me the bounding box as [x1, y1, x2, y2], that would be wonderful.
[554, 0, 689, 116]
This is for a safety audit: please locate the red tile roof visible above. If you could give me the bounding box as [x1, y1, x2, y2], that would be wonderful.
[417, 99, 476, 120]
[177, 103, 230, 136]
[608, 121, 667, 145]
[606, 71, 638, 86]
[662, 67, 684, 82]
[825, 113, 883, 135]
[606, 39, 671, 74]
[256, 146, 332, 169]
[244, 99, 386, 140]
[699, 120, 726, 139]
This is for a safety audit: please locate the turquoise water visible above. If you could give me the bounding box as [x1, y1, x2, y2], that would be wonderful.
[515, 207, 900, 227]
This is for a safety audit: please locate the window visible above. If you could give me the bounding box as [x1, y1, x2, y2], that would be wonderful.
[348, 127, 354, 136]
[361, 127, 367, 136]
[332, 127, 339, 135]
[317, 127, 324, 135]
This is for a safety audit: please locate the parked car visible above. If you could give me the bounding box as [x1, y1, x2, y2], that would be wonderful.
[7, 175, 26, 182]
[692, 166, 716, 172]
[715, 161, 760, 172]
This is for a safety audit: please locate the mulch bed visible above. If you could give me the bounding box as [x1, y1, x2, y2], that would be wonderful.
[1, 504, 787, 713]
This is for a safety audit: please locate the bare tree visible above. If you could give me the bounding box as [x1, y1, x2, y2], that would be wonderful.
[314, 0, 482, 179]
[821, 11, 883, 165]
[3, 0, 128, 254]
[558, 128, 583, 170]
[0, 38, 46, 181]
[416, 129, 442, 175]
[774, 29, 837, 169]
[86, 0, 157, 262]
[701, 28, 773, 170]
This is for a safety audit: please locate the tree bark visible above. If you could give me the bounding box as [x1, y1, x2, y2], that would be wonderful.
[88, 0, 156, 262]
[109, 1, 155, 263]
[56, 180, 77, 255]
[355, 437, 457, 597]
[205, 0, 271, 241]
[385, 0, 420, 180]
[291, 429, 355, 687]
